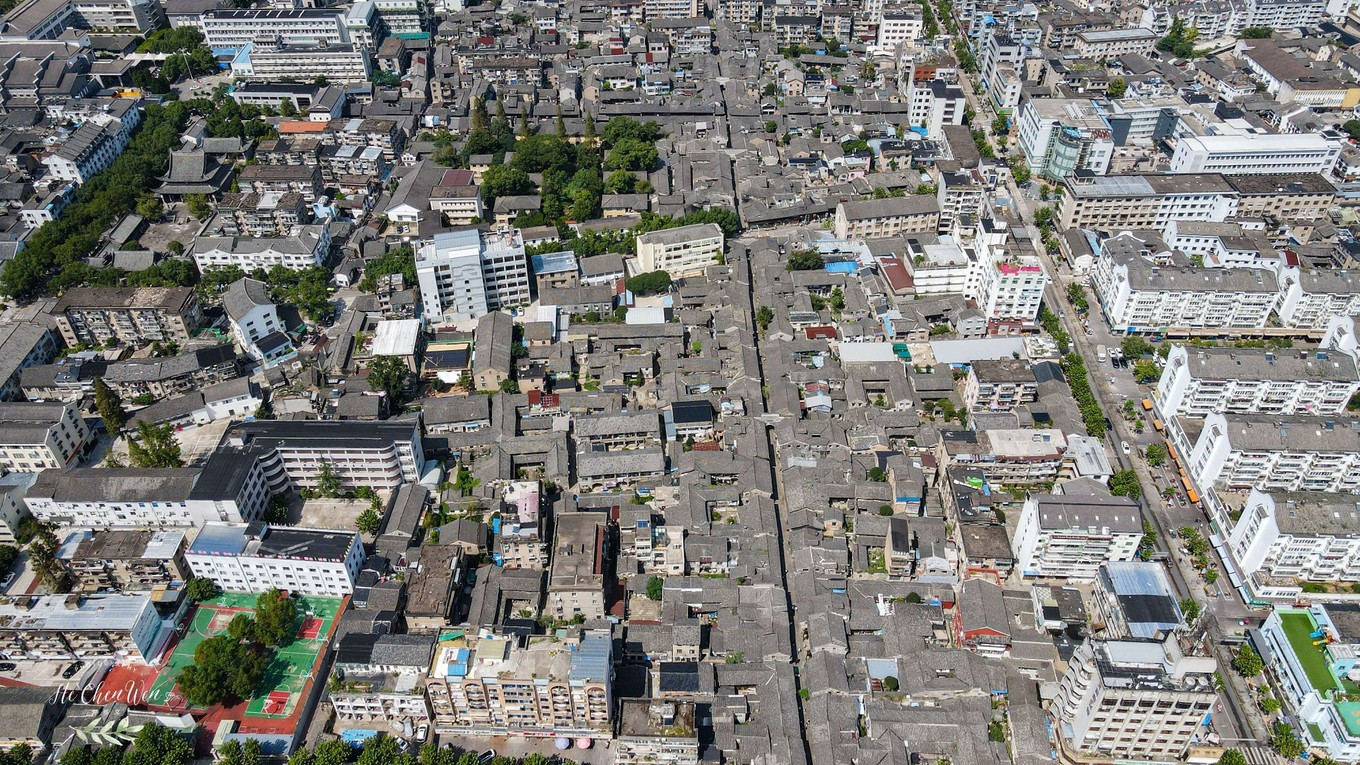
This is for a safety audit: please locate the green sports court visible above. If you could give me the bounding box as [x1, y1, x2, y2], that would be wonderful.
[147, 592, 342, 718]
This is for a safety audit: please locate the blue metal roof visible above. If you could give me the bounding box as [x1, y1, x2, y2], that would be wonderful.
[188, 523, 249, 555]
[568, 633, 611, 682]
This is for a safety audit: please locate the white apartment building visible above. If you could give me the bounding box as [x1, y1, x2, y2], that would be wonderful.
[876, 10, 923, 48]
[231, 41, 372, 83]
[417, 228, 530, 326]
[1179, 412, 1360, 495]
[1012, 493, 1142, 579]
[1238, 0, 1325, 30]
[943, 429, 1069, 485]
[1, 0, 162, 39]
[1228, 489, 1360, 592]
[0, 475, 35, 545]
[634, 224, 725, 279]
[1169, 133, 1343, 176]
[497, 481, 546, 570]
[984, 255, 1048, 330]
[199, 8, 352, 50]
[1276, 267, 1360, 330]
[1259, 605, 1360, 763]
[224, 419, 425, 492]
[1016, 97, 1114, 180]
[1058, 174, 1239, 231]
[44, 119, 136, 184]
[1160, 220, 1275, 270]
[716, 0, 759, 22]
[833, 196, 941, 239]
[1091, 234, 1279, 332]
[427, 630, 613, 737]
[909, 80, 966, 139]
[642, 0, 698, 19]
[616, 700, 700, 765]
[0, 593, 164, 663]
[0, 401, 91, 472]
[904, 240, 989, 297]
[185, 522, 364, 597]
[191, 225, 330, 272]
[24, 451, 270, 527]
[1073, 28, 1158, 58]
[223, 277, 295, 368]
[1156, 344, 1360, 418]
[1051, 635, 1217, 762]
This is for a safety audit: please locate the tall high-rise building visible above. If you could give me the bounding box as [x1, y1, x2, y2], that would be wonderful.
[1051, 634, 1217, 761]
[416, 229, 530, 325]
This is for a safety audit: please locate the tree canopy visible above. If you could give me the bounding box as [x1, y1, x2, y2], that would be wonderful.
[1109, 469, 1142, 500]
[626, 270, 672, 296]
[252, 588, 297, 647]
[175, 630, 269, 706]
[368, 356, 409, 405]
[357, 247, 416, 292]
[95, 378, 127, 434]
[185, 577, 220, 603]
[786, 249, 824, 271]
[127, 421, 183, 468]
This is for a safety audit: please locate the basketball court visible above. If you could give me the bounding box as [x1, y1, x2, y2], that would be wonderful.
[146, 593, 342, 715]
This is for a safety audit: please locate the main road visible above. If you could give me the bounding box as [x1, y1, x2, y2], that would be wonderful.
[940, 32, 1265, 745]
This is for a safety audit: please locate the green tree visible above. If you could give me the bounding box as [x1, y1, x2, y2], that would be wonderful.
[253, 588, 297, 647]
[627, 270, 672, 295]
[1345, 120, 1360, 142]
[1232, 645, 1264, 677]
[756, 305, 773, 330]
[480, 164, 534, 203]
[94, 377, 126, 434]
[868, 467, 888, 482]
[313, 741, 350, 765]
[882, 676, 899, 691]
[368, 355, 408, 405]
[186, 193, 212, 221]
[1216, 749, 1247, 765]
[1009, 156, 1031, 185]
[356, 506, 382, 536]
[1145, 442, 1167, 467]
[605, 169, 638, 194]
[604, 138, 659, 171]
[186, 577, 220, 603]
[1133, 359, 1160, 383]
[786, 249, 823, 271]
[316, 459, 341, 498]
[1270, 721, 1303, 759]
[1180, 597, 1201, 623]
[128, 421, 183, 468]
[123, 723, 194, 765]
[601, 117, 662, 146]
[991, 115, 1008, 137]
[176, 632, 269, 706]
[1237, 26, 1272, 38]
[1109, 470, 1142, 500]
[1106, 77, 1127, 98]
[357, 246, 416, 292]
[136, 193, 164, 221]
[646, 575, 664, 600]
[1122, 336, 1154, 358]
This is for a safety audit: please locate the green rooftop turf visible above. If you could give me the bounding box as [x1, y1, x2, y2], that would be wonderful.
[1281, 610, 1342, 695]
[147, 593, 341, 715]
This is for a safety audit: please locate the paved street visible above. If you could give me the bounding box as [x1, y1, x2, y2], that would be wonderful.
[949, 59, 1266, 746]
